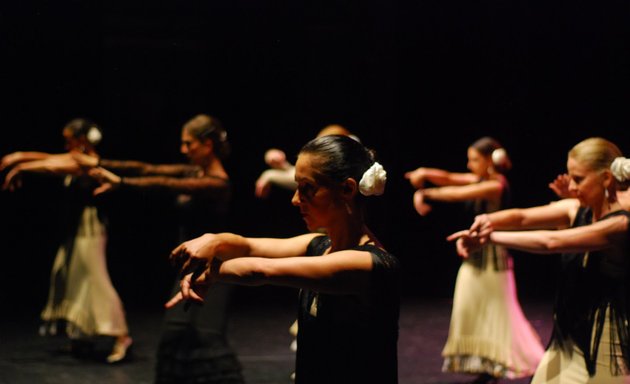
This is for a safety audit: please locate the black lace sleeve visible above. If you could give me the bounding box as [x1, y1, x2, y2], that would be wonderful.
[305, 235, 330, 256]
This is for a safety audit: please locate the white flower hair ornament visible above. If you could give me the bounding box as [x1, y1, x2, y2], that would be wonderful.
[491, 148, 507, 167]
[611, 157, 630, 182]
[359, 162, 387, 196]
[86, 126, 102, 145]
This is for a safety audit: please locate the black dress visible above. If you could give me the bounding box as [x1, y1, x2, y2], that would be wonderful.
[550, 207, 630, 377]
[295, 235, 400, 384]
[154, 175, 244, 384]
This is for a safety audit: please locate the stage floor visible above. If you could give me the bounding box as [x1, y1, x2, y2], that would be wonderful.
[0, 297, 552, 384]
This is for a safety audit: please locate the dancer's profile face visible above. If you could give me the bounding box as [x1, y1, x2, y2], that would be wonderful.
[567, 156, 605, 207]
[62, 128, 84, 152]
[466, 147, 491, 177]
[292, 153, 342, 232]
[180, 129, 211, 165]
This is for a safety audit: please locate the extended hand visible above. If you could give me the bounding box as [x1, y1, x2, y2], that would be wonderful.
[446, 230, 484, 258]
[170, 233, 218, 274]
[88, 167, 121, 196]
[164, 271, 210, 309]
[264, 149, 290, 170]
[2, 166, 22, 191]
[0, 152, 22, 172]
[413, 189, 432, 216]
[469, 214, 493, 239]
[404, 167, 426, 189]
[549, 173, 574, 199]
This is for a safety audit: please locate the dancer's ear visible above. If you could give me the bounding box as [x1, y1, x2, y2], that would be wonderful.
[341, 178, 358, 198]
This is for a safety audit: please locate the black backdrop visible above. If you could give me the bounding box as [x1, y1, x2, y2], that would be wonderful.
[1, 1, 629, 314]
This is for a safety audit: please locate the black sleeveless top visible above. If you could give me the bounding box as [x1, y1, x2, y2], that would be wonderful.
[552, 207, 630, 376]
[295, 235, 400, 384]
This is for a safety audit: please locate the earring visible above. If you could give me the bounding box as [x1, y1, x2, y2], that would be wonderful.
[345, 202, 352, 215]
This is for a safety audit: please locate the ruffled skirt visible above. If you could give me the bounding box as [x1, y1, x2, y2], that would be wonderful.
[442, 246, 544, 378]
[40, 206, 128, 338]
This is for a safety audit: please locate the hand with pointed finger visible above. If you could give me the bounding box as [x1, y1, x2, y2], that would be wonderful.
[164, 269, 211, 309]
[447, 229, 485, 258]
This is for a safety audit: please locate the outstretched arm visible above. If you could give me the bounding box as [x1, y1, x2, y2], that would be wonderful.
[73, 153, 198, 177]
[469, 198, 579, 235]
[449, 208, 627, 257]
[171, 232, 322, 267]
[1, 151, 57, 171]
[2, 154, 82, 190]
[255, 167, 297, 198]
[88, 166, 230, 197]
[422, 179, 503, 202]
[169, 232, 372, 306]
[210, 249, 373, 292]
[404, 167, 477, 189]
[101, 160, 198, 177]
[489, 214, 628, 254]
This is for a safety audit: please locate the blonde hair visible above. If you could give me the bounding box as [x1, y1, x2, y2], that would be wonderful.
[568, 137, 622, 173]
[569, 137, 630, 190]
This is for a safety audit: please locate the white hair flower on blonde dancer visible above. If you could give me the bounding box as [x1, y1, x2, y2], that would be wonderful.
[611, 157, 630, 182]
[359, 162, 387, 196]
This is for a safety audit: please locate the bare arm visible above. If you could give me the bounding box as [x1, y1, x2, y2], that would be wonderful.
[166, 232, 353, 307]
[171, 232, 322, 265]
[489, 214, 629, 254]
[255, 167, 297, 198]
[471, 198, 579, 233]
[212, 249, 373, 294]
[404, 167, 477, 188]
[422, 179, 503, 202]
[3, 154, 82, 190]
[166, 244, 374, 307]
[1, 151, 59, 171]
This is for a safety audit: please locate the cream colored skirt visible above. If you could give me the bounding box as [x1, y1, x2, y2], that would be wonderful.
[442, 250, 544, 378]
[40, 207, 128, 338]
[531, 307, 630, 384]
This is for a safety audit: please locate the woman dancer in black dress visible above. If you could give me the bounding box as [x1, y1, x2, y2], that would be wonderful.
[168, 135, 400, 384]
[77, 114, 243, 383]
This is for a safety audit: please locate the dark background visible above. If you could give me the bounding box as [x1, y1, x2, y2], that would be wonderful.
[1, 1, 629, 315]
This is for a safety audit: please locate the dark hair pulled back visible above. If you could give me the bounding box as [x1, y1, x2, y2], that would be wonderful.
[184, 114, 231, 159]
[299, 135, 376, 185]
